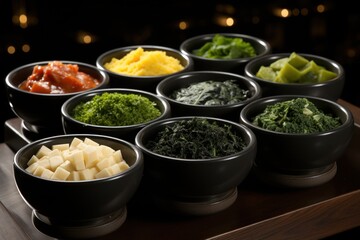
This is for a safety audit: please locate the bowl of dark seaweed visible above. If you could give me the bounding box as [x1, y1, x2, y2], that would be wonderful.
[244, 52, 345, 100]
[239, 95, 354, 188]
[180, 33, 271, 74]
[61, 88, 171, 143]
[156, 71, 261, 122]
[96, 45, 193, 93]
[135, 116, 257, 216]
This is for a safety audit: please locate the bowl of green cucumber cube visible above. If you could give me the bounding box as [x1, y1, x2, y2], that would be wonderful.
[244, 52, 344, 101]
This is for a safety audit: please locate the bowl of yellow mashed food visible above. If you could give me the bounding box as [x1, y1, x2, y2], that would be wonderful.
[96, 45, 193, 92]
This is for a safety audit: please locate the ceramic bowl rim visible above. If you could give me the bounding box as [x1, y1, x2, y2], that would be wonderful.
[14, 133, 144, 183]
[5, 60, 109, 96]
[244, 53, 344, 86]
[61, 88, 171, 129]
[156, 70, 262, 108]
[180, 32, 272, 62]
[96, 45, 194, 79]
[135, 116, 257, 162]
[239, 94, 354, 136]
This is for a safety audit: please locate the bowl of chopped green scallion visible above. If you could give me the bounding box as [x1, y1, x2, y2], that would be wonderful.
[240, 95, 354, 188]
[135, 116, 257, 215]
[180, 33, 271, 74]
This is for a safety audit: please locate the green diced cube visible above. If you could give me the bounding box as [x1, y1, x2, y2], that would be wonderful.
[275, 62, 302, 83]
[256, 66, 276, 81]
[318, 69, 337, 82]
[270, 57, 289, 70]
[288, 52, 309, 69]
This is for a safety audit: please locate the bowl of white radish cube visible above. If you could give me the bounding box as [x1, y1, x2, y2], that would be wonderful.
[13, 134, 143, 239]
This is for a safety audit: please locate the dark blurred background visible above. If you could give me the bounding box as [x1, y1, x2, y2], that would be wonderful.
[1, 0, 359, 142]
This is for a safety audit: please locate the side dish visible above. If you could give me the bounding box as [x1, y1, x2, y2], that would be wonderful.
[170, 80, 250, 105]
[18, 61, 100, 94]
[25, 137, 130, 181]
[252, 97, 341, 133]
[72, 92, 161, 126]
[255, 52, 338, 83]
[104, 47, 184, 76]
[146, 118, 246, 159]
[192, 34, 256, 59]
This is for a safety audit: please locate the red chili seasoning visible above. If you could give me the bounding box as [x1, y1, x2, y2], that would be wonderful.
[19, 61, 100, 94]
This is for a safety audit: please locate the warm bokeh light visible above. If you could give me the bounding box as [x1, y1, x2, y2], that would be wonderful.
[280, 8, 290, 18]
[7, 46, 16, 54]
[19, 14, 27, 24]
[317, 4, 325, 13]
[22, 44, 30, 53]
[83, 35, 92, 44]
[179, 21, 188, 30]
[301, 8, 309, 16]
[226, 17, 234, 26]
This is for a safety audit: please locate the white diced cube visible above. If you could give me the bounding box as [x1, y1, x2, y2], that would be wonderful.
[113, 150, 123, 163]
[36, 145, 52, 158]
[51, 167, 70, 180]
[97, 156, 115, 171]
[38, 158, 51, 169]
[100, 145, 115, 157]
[68, 171, 81, 181]
[25, 162, 39, 174]
[27, 155, 39, 166]
[83, 145, 98, 168]
[79, 168, 95, 180]
[59, 160, 74, 172]
[33, 166, 46, 177]
[71, 150, 85, 171]
[40, 168, 54, 179]
[48, 149, 62, 157]
[118, 161, 130, 172]
[52, 143, 69, 151]
[108, 163, 121, 175]
[70, 137, 83, 149]
[84, 138, 99, 146]
[95, 168, 112, 179]
[49, 155, 64, 171]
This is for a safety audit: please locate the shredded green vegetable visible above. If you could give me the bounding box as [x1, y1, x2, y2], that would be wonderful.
[146, 118, 246, 159]
[72, 92, 161, 126]
[252, 98, 341, 134]
[192, 34, 256, 59]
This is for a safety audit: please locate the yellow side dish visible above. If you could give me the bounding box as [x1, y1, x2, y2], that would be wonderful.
[104, 47, 184, 76]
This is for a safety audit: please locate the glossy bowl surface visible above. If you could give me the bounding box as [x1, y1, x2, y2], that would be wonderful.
[239, 95, 354, 173]
[135, 116, 256, 200]
[156, 71, 261, 122]
[61, 88, 171, 143]
[96, 45, 193, 92]
[180, 33, 271, 74]
[244, 53, 345, 100]
[13, 134, 144, 222]
[6, 61, 109, 135]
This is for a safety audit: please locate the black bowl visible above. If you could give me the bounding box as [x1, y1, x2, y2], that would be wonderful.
[244, 53, 345, 100]
[240, 95, 354, 188]
[96, 45, 194, 93]
[61, 88, 171, 143]
[13, 134, 143, 238]
[156, 71, 261, 122]
[135, 116, 256, 215]
[5, 61, 109, 136]
[180, 33, 271, 74]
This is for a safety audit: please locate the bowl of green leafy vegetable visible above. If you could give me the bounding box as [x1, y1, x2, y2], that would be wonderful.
[244, 52, 345, 100]
[239, 95, 354, 188]
[135, 116, 257, 215]
[156, 70, 262, 122]
[180, 33, 271, 74]
[61, 88, 171, 143]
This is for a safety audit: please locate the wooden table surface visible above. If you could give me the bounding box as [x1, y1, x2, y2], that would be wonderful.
[1, 99, 360, 240]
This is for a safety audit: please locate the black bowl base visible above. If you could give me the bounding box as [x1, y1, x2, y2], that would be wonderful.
[152, 188, 238, 216]
[32, 208, 127, 239]
[22, 120, 64, 141]
[253, 162, 337, 188]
